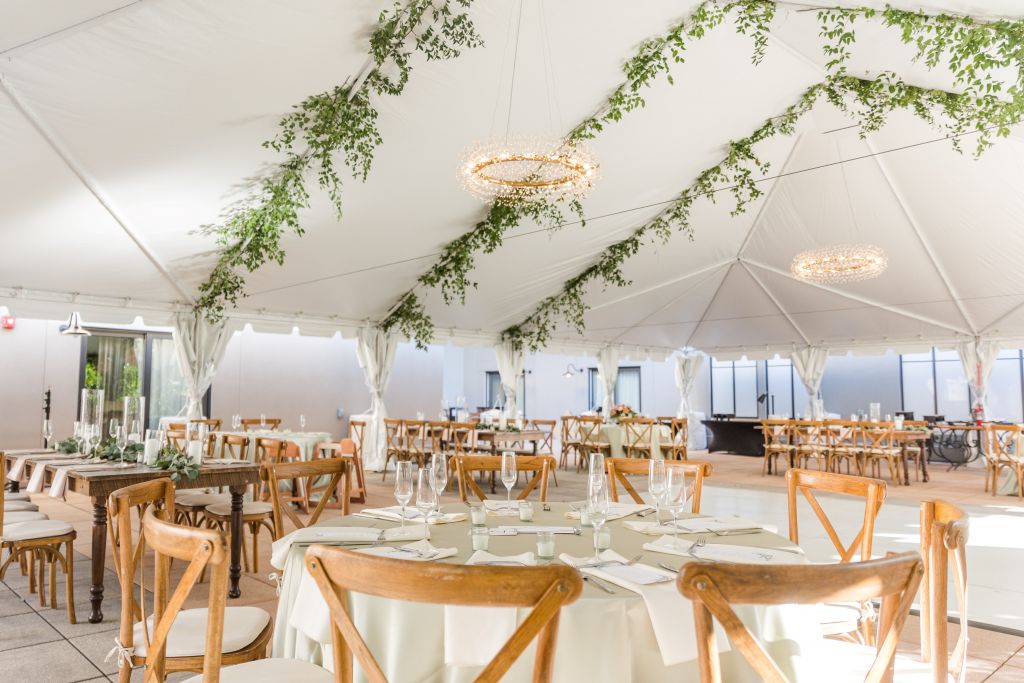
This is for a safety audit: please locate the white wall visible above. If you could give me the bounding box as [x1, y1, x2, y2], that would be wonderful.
[820, 351, 902, 418]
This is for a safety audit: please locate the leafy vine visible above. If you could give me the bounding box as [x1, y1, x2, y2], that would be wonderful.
[194, 0, 483, 323]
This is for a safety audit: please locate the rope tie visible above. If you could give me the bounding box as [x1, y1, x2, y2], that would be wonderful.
[269, 572, 283, 597]
[105, 639, 135, 668]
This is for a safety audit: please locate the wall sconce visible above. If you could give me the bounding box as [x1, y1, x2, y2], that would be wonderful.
[562, 363, 582, 379]
[60, 311, 90, 336]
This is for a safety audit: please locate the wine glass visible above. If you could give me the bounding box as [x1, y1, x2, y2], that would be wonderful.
[665, 467, 690, 546]
[128, 419, 142, 443]
[232, 414, 241, 431]
[394, 461, 414, 530]
[648, 459, 666, 524]
[109, 418, 120, 442]
[500, 451, 517, 511]
[42, 419, 53, 449]
[114, 426, 130, 468]
[430, 453, 447, 515]
[587, 473, 610, 561]
[260, 414, 267, 429]
[299, 414, 306, 430]
[416, 467, 437, 522]
[588, 451, 605, 480]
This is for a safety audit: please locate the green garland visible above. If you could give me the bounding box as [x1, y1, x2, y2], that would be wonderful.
[194, 0, 483, 323]
[153, 445, 200, 483]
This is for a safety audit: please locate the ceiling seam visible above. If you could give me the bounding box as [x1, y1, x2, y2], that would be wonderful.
[0, 1, 145, 57]
[739, 260, 811, 344]
[587, 258, 735, 313]
[684, 262, 735, 349]
[981, 297, 1024, 335]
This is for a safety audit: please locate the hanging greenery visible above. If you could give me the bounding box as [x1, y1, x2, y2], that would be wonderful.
[193, 0, 483, 323]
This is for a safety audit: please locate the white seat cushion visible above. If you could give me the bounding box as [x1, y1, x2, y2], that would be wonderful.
[817, 602, 864, 635]
[814, 638, 950, 683]
[205, 501, 273, 516]
[3, 511, 48, 525]
[133, 606, 270, 658]
[176, 492, 231, 507]
[6, 492, 31, 501]
[4, 501, 39, 512]
[1, 519, 73, 542]
[182, 658, 334, 683]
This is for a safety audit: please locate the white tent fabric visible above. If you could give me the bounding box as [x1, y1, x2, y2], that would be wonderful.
[355, 325, 398, 472]
[494, 340, 524, 414]
[1, 2, 1024, 361]
[790, 346, 828, 418]
[172, 311, 232, 419]
[957, 338, 1002, 419]
[597, 346, 620, 416]
[674, 353, 704, 419]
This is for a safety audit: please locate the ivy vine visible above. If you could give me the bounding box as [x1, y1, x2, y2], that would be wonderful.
[194, 0, 483, 323]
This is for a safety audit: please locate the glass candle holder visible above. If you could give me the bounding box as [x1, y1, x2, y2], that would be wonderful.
[471, 526, 490, 551]
[518, 501, 534, 522]
[469, 502, 486, 526]
[596, 527, 612, 550]
[536, 531, 555, 559]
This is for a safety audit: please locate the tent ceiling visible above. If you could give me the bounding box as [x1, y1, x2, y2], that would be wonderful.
[1, 1, 1023, 359]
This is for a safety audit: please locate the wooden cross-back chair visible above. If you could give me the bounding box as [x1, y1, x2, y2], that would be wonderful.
[219, 433, 249, 460]
[787, 468, 887, 644]
[576, 416, 610, 473]
[559, 415, 581, 471]
[619, 416, 655, 459]
[824, 420, 859, 475]
[919, 500, 969, 683]
[985, 423, 1023, 497]
[345, 421, 368, 503]
[662, 417, 688, 460]
[255, 437, 308, 512]
[531, 420, 558, 486]
[381, 418, 405, 481]
[791, 421, 828, 471]
[312, 439, 364, 507]
[759, 420, 792, 475]
[138, 507, 325, 683]
[859, 422, 902, 484]
[456, 455, 554, 503]
[605, 458, 711, 514]
[678, 552, 923, 683]
[241, 417, 281, 431]
[109, 479, 271, 683]
[403, 420, 428, 468]
[165, 429, 187, 451]
[305, 545, 582, 683]
[425, 421, 448, 455]
[263, 457, 351, 539]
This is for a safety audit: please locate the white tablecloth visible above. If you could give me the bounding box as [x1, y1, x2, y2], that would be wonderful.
[271, 504, 825, 682]
[601, 424, 672, 459]
[214, 431, 332, 462]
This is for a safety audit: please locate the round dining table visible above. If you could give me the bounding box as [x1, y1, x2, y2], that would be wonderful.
[271, 503, 827, 682]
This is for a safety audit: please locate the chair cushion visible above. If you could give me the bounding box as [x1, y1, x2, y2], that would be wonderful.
[4, 501, 39, 512]
[813, 638, 950, 683]
[3, 511, 48, 525]
[817, 602, 865, 635]
[6, 492, 31, 501]
[205, 501, 273, 516]
[182, 657, 334, 683]
[133, 606, 270, 658]
[176, 492, 231, 508]
[1, 519, 74, 542]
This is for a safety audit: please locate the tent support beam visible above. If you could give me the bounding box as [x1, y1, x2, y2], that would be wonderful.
[684, 262, 735, 348]
[0, 75, 193, 304]
[588, 258, 734, 313]
[740, 260, 810, 344]
[981, 298, 1024, 335]
[0, 1, 144, 57]
[736, 135, 805, 258]
[863, 137, 977, 335]
[742, 258, 971, 337]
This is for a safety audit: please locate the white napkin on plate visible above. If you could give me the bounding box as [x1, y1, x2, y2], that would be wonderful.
[559, 550, 723, 665]
[564, 502, 651, 521]
[484, 500, 520, 517]
[270, 524, 430, 569]
[356, 506, 468, 525]
[356, 539, 457, 562]
[642, 535, 805, 564]
[444, 551, 537, 666]
[624, 516, 776, 536]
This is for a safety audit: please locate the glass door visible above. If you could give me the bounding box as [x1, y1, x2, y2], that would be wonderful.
[81, 332, 145, 430]
[148, 336, 188, 429]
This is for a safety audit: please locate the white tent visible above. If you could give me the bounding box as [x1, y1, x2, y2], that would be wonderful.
[2, 0, 1023, 361]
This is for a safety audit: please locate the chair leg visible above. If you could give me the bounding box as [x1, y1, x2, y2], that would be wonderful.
[37, 551, 46, 607]
[65, 540, 76, 624]
[49, 550, 57, 609]
[27, 550, 36, 594]
[250, 522, 260, 574]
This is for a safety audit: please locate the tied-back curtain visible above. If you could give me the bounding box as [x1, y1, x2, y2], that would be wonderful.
[674, 353, 704, 418]
[790, 346, 828, 418]
[597, 347, 620, 417]
[494, 341, 524, 415]
[172, 311, 232, 420]
[357, 325, 398, 472]
[957, 338, 1001, 419]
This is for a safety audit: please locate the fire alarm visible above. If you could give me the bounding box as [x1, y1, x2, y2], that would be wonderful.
[1, 315, 15, 330]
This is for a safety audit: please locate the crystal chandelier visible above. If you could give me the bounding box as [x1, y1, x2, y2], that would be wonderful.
[791, 244, 888, 284]
[460, 137, 599, 204]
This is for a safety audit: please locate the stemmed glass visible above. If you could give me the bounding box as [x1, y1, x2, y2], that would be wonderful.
[500, 451, 517, 511]
[260, 414, 267, 429]
[394, 461, 414, 530]
[416, 467, 437, 522]
[664, 467, 689, 546]
[115, 425, 131, 468]
[43, 419, 53, 449]
[232, 414, 241, 431]
[430, 452, 447, 519]
[587, 473, 610, 561]
[299, 414, 306, 430]
[109, 418, 120, 443]
[648, 459, 666, 524]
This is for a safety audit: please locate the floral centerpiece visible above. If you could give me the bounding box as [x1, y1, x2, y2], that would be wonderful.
[609, 404, 636, 422]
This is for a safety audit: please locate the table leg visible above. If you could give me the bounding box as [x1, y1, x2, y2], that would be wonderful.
[902, 447, 911, 486]
[228, 485, 245, 599]
[921, 442, 930, 483]
[89, 499, 106, 623]
[8, 477, 19, 493]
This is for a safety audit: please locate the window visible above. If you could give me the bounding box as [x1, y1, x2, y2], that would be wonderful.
[764, 358, 810, 418]
[709, 358, 758, 417]
[899, 348, 970, 420]
[986, 349, 1024, 423]
[587, 366, 641, 412]
[484, 371, 525, 415]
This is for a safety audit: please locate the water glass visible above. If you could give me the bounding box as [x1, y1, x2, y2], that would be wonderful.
[469, 501, 486, 526]
[587, 474, 610, 561]
[115, 426, 131, 468]
[471, 526, 490, 551]
[648, 459, 666, 524]
[665, 467, 689, 544]
[518, 501, 534, 522]
[394, 461, 414, 529]
[536, 531, 555, 559]
[500, 451, 517, 511]
[416, 467, 437, 521]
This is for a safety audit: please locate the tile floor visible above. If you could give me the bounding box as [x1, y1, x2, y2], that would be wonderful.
[4, 449, 1024, 681]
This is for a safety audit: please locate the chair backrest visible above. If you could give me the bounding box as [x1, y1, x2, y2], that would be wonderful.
[189, 418, 222, 432]
[605, 458, 711, 513]
[261, 457, 350, 536]
[383, 418, 404, 453]
[219, 433, 249, 460]
[986, 423, 1021, 464]
[786, 468, 885, 563]
[305, 545, 581, 683]
[679, 552, 924, 683]
[619, 417, 654, 450]
[531, 419, 556, 453]
[561, 415, 580, 443]
[425, 421, 448, 454]
[920, 500, 969, 682]
[139, 507, 232, 683]
[859, 421, 896, 451]
[254, 437, 286, 464]
[577, 416, 605, 447]
[456, 455, 554, 503]
[241, 417, 281, 431]
[404, 420, 426, 458]
[449, 421, 476, 455]
[165, 429, 187, 451]
[165, 422, 186, 432]
[760, 420, 790, 449]
[107, 479, 177, 663]
[347, 420, 366, 460]
[668, 417, 688, 447]
[791, 420, 825, 449]
[823, 419, 856, 449]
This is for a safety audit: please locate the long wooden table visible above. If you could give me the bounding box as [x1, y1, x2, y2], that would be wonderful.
[3, 451, 258, 623]
[474, 428, 545, 454]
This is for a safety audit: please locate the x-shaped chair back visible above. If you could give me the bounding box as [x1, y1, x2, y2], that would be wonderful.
[261, 457, 350, 537]
[786, 468, 886, 563]
[456, 455, 554, 503]
[605, 457, 711, 513]
[986, 423, 1021, 464]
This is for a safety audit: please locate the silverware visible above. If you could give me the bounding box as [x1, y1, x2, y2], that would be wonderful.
[576, 552, 644, 570]
[391, 546, 439, 559]
[711, 528, 764, 536]
[761, 545, 804, 555]
[658, 562, 680, 574]
[687, 535, 709, 559]
[474, 560, 527, 566]
[637, 508, 657, 517]
[583, 575, 615, 594]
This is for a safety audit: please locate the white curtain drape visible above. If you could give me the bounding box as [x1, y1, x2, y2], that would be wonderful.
[958, 338, 1001, 420]
[790, 346, 828, 418]
[674, 353, 704, 418]
[597, 347, 620, 416]
[494, 341, 524, 415]
[357, 325, 398, 472]
[172, 311, 232, 419]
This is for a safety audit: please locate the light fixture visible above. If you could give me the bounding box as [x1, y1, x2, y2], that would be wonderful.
[562, 363, 582, 379]
[60, 311, 90, 336]
[791, 244, 888, 284]
[461, 137, 599, 204]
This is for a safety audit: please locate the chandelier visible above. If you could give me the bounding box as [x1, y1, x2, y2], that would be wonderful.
[460, 137, 599, 204]
[791, 244, 888, 284]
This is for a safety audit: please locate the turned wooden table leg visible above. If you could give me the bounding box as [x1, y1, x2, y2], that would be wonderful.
[89, 498, 107, 623]
[228, 485, 244, 599]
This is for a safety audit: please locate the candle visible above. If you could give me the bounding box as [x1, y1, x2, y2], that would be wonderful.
[516, 417, 524, 430]
[188, 440, 203, 465]
[536, 531, 555, 559]
[597, 527, 611, 550]
[471, 527, 490, 551]
[469, 503, 486, 526]
[518, 501, 534, 522]
[580, 508, 591, 527]
[143, 439, 160, 466]
[498, 414, 507, 430]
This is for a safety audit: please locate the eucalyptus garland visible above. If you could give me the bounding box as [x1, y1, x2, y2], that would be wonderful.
[194, 0, 483, 322]
[154, 445, 201, 483]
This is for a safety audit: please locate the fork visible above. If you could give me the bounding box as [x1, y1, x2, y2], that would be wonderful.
[687, 535, 709, 559]
[577, 552, 644, 570]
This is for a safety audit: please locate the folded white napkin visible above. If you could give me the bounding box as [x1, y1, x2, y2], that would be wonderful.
[484, 500, 520, 517]
[642, 535, 805, 564]
[270, 524, 429, 569]
[564, 502, 651, 521]
[26, 459, 87, 493]
[46, 463, 124, 498]
[560, 550, 721, 665]
[624, 516, 776, 536]
[356, 507, 468, 525]
[444, 551, 537, 666]
[356, 539, 457, 562]
[8, 453, 80, 482]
